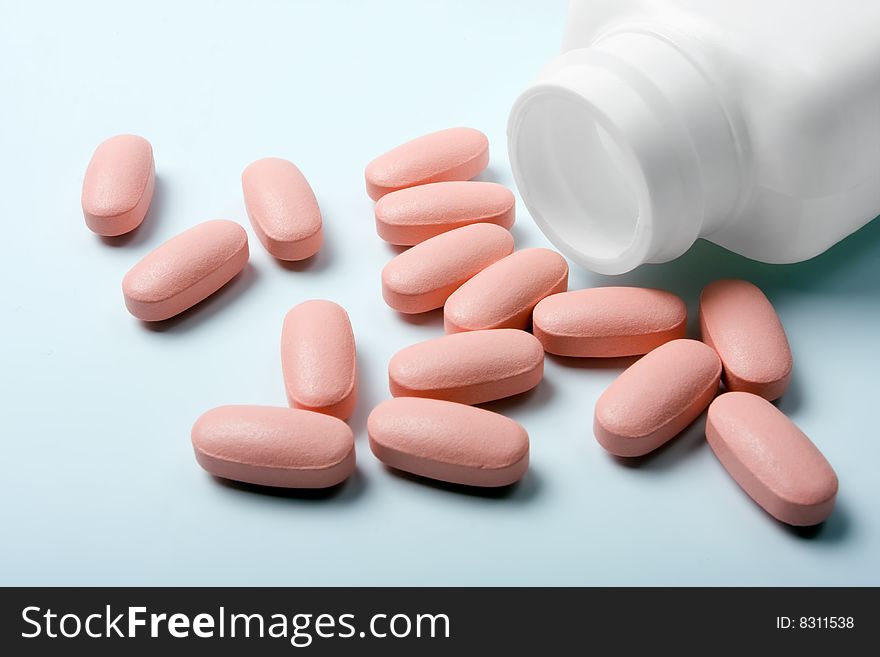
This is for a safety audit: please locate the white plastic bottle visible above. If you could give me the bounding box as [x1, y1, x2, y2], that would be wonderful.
[508, 0, 880, 274]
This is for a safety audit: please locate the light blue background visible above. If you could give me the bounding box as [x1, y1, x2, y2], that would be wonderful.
[1, 0, 878, 586]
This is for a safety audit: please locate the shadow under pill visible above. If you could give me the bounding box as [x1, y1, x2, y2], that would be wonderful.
[348, 351, 385, 440]
[472, 165, 505, 185]
[547, 353, 641, 371]
[385, 243, 410, 256]
[383, 465, 542, 503]
[610, 412, 708, 472]
[274, 233, 333, 274]
[395, 307, 445, 329]
[782, 497, 852, 543]
[212, 467, 367, 503]
[141, 263, 259, 333]
[478, 377, 556, 415]
[773, 370, 806, 415]
[98, 175, 167, 248]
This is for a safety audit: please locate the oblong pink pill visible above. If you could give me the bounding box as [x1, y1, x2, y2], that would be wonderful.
[594, 339, 721, 457]
[241, 157, 323, 261]
[122, 220, 249, 321]
[706, 392, 837, 526]
[281, 300, 357, 420]
[364, 127, 489, 201]
[444, 248, 569, 333]
[389, 329, 544, 405]
[375, 181, 515, 245]
[192, 405, 355, 489]
[368, 397, 529, 487]
[382, 223, 514, 314]
[700, 279, 792, 401]
[82, 134, 155, 236]
[533, 287, 687, 357]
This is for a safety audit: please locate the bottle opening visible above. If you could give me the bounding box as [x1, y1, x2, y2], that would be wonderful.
[511, 90, 648, 272]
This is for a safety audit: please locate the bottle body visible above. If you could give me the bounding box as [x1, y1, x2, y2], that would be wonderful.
[508, 0, 880, 274]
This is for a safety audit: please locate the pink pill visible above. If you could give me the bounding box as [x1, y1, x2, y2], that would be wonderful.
[707, 392, 837, 526]
[368, 397, 529, 487]
[374, 181, 515, 245]
[192, 405, 355, 488]
[533, 287, 687, 357]
[281, 300, 357, 420]
[122, 220, 249, 321]
[364, 127, 489, 201]
[444, 248, 569, 333]
[382, 223, 514, 314]
[82, 134, 155, 236]
[241, 157, 323, 261]
[594, 339, 721, 457]
[389, 329, 544, 405]
[700, 279, 792, 401]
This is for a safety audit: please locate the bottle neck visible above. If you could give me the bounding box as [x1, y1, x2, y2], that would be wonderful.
[508, 31, 743, 274]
